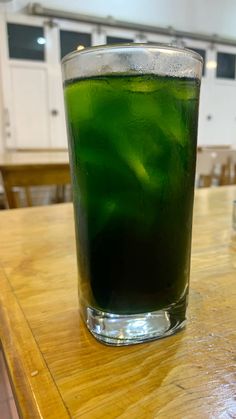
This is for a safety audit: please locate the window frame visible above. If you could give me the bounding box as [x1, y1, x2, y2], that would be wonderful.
[7, 22, 46, 62]
[214, 43, 236, 86]
[57, 19, 97, 55]
[60, 29, 92, 59]
[216, 51, 236, 80]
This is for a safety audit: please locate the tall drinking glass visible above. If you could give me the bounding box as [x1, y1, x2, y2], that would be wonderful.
[62, 44, 202, 346]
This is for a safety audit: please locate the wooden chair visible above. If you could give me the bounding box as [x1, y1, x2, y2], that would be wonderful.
[196, 151, 214, 187]
[0, 162, 71, 209]
[212, 150, 232, 186]
[232, 151, 236, 184]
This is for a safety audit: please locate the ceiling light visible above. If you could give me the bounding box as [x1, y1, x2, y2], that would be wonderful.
[206, 60, 217, 69]
[37, 37, 46, 45]
[77, 45, 85, 51]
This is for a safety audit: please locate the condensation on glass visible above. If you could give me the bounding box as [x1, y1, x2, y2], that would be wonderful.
[191, 48, 206, 75]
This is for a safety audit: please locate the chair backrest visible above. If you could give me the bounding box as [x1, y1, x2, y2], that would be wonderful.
[231, 150, 236, 163]
[195, 151, 215, 187]
[0, 162, 71, 208]
[212, 150, 231, 165]
[196, 151, 214, 176]
[231, 151, 236, 184]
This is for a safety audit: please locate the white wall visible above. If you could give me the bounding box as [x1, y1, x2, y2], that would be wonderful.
[3, 0, 236, 39]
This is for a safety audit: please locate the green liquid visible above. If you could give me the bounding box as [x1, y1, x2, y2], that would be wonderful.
[64, 74, 200, 314]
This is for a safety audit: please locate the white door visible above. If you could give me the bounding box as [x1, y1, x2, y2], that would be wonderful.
[0, 14, 69, 149]
[197, 43, 236, 147]
[0, 15, 50, 149]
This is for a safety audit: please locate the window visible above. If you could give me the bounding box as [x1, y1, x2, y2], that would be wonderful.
[60, 30, 91, 59]
[190, 48, 206, 76]
[106, 36, 133, 45]
[7, 23, 45, 61]
[217, 52, 236, 79]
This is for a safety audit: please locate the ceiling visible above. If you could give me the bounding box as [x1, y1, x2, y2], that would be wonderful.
[1, 0, 236, 39]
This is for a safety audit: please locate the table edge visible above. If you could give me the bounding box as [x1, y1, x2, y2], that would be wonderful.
[0, 266, 70, 419]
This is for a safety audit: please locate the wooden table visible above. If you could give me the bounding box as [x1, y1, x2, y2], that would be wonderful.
[0, 151, 70, 208]
[0, 186, 235, 418]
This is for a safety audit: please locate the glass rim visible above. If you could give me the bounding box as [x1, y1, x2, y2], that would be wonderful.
[61, 42, 203, 66]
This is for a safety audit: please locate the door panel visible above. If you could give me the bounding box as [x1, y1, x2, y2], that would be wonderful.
[48, 69, 68, 148]
[11, 65, 50, 148]
[198, 81, 236, 146]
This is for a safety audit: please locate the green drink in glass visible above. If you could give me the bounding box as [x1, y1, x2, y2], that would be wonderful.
[62, 44, 202, 345]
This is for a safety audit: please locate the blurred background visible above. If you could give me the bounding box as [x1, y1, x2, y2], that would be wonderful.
[0, 0, 236, 208]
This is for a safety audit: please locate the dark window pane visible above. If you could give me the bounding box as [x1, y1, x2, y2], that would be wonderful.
[217, 52, 235, 79]
[190, 48, 206, 76]
[60, 30, 91, 59]
[7, 23, 45, 61]
[106, 36, 133, 45]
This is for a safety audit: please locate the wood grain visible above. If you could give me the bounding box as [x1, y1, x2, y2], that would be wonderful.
[0, 186, 236, 418]
[0, 266, 70, 419]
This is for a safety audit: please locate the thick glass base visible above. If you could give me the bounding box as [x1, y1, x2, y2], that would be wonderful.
[85, 299, 187, 346]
